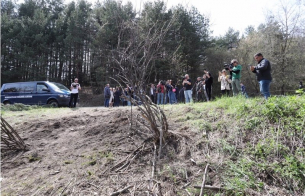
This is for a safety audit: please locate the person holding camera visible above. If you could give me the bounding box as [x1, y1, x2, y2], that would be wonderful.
[69, 78, 81, 108]
[218, 69, 231, 96]
[182, 74, 193, 103]
[229, 59, 242, 96]
[250, 53, 272, 99]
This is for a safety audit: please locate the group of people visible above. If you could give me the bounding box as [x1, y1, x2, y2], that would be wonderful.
[172, 52, 272, 103]
[69, 53, 273, 108]
[150, 72, 214, 105]
[217, 53, 272, 99]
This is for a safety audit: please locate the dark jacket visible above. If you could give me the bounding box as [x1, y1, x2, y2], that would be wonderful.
[205, 73, 213, 87]
[253, 58, 272, 81]
[114, 90, 122, 101]
[104, 86, 111, 98]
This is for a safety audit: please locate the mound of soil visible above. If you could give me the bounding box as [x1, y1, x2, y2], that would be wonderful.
[1, 107, 216, 196]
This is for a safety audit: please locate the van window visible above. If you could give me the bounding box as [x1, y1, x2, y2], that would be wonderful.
[37, 84, 49, 92]
[20, 83, 35, 92]
[3, 84, 19, 92]
[49, 82, 70, 91]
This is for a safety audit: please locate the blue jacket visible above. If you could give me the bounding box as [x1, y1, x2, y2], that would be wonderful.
[104, 86, 111, 98]
[253, 58, 272, 81]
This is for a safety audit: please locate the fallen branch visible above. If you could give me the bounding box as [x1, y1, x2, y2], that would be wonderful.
[199, 163, 209, 196]
[194, 185, 226, 191]
[105, 141, 147, 174]
[1, 117, 28, 152]
[110, 185, 134, 196]
[181, 182, 191, 189]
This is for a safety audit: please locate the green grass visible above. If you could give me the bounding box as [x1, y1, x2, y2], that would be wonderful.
[166, 95, 305, 195]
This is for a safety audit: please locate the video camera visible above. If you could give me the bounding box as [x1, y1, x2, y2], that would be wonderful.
[224, 63, 233, 71]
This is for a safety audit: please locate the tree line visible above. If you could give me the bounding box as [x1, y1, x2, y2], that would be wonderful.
[1, 0, 305, 96]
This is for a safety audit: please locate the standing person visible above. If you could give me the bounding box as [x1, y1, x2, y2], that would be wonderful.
[182, 74, 193, 103]
[126, 84, 133, 106]
[195, 77, 204, 102]
[156, 81, 164, 105]
[122, 88, 128, 106]
[218, 69, 231, 96]
[163, 81, 168, 104]
[229, 59, 242, 96]
[299, 81, 303, 89]
[178, 86, 185, 103]
[150, 84, 156, 103]
[203, 70, 213, 101]
[172, 84, 178, 103]
[104, 84, 111, 107]
[250, 53, 272, 99]
[109, 88, 114, 107]
[69, 78, 81, 108]
[202, 75, 209, 101]
[240, 83, 249, 98]
[166, 80, 175, 104]
[114, 87, 122, 107]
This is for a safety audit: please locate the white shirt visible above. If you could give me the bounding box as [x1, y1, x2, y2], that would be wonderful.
[218, 75, 231, 90]
[71, 83, 80, 94]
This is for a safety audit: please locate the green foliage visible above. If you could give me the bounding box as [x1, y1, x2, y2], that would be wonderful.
[262, 96, 304, 123]
[295, 89, 304, 94]
[224, 158, 263, 194]
[273, 156, 305, 186]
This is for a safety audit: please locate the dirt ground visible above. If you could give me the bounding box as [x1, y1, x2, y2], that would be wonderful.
[1, 106, 218, 196]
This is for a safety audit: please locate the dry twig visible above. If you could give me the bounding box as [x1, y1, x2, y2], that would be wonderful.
[199, 163, 209, 196]
[110, 185, 134, 196]
[1, 117, 28, 151]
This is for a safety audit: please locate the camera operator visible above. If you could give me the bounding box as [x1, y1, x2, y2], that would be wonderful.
[69, 78, 81, 108]
[228, 59, 242, 96]
[182, 74, 193, 103]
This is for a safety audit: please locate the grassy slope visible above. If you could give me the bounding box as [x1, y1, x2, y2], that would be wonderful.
[1, 95, 305, 195]
[165, 95, 305, 195]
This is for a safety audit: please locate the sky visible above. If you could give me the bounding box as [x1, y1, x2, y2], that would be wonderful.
[119, 0, 280, 37]
[60, 0, 283, 36]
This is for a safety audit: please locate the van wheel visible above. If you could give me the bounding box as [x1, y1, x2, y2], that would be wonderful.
[48, 100, 59, 107]
[3, 101, 10, 105]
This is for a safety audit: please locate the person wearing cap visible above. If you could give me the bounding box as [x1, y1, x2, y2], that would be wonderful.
[229, 59, 242, 96]
[218, 69, 231, 96]
[250, 53, 272, 99]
